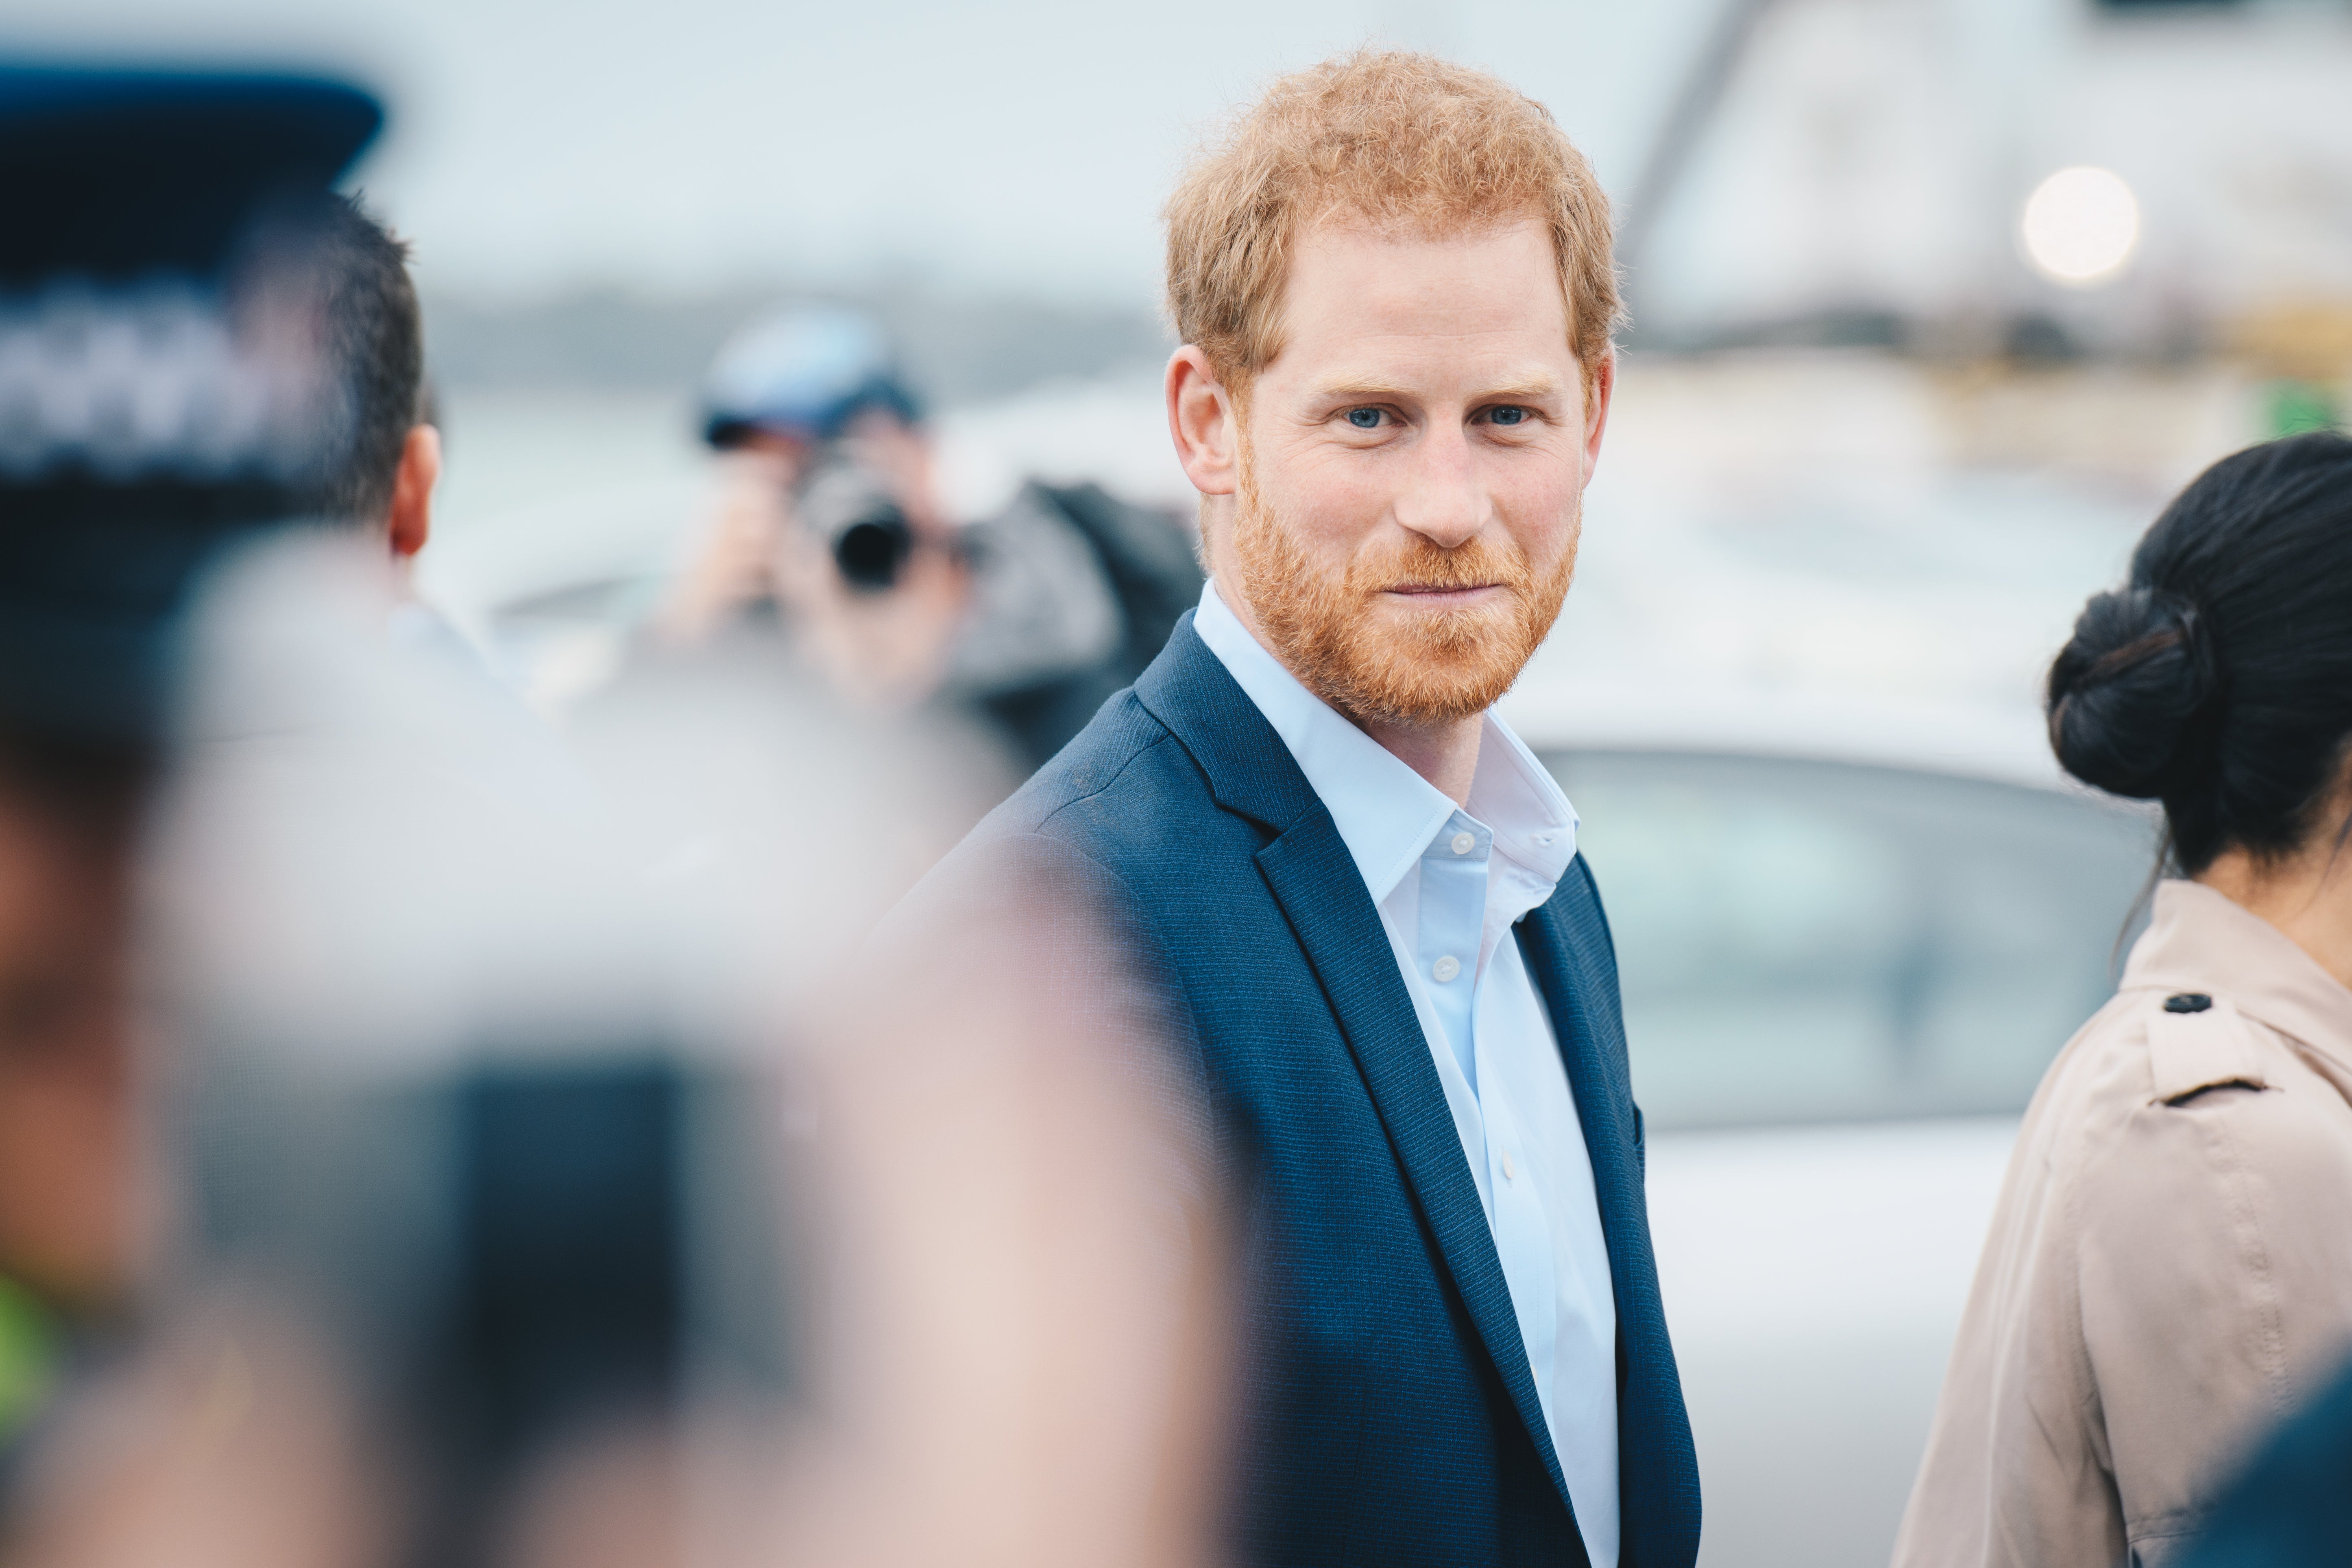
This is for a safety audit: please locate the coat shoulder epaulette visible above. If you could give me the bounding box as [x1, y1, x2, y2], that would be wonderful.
[2141, 990, 2271, 1105]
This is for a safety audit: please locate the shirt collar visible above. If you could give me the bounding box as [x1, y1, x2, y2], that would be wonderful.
[1192, 578, 1578, 903]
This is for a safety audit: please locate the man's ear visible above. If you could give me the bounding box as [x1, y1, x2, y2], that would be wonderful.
[1580, 350, 1615, 486]
[388, 423, 441, 560]
[1166, 347, 1239, 498]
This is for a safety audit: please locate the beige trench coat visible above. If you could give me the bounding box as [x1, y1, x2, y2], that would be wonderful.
[1894, 879, 2352, 1568]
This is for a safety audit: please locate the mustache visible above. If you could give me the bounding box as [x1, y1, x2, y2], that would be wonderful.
[1229, 478, 1575, 728]
[1347, 534, 1531, 597]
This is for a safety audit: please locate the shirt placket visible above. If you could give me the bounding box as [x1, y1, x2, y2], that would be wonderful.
[1479, 1062, 1559, 1428]
[1415, 811, 1490, 1093]
[1416, 811, 1562, 1431]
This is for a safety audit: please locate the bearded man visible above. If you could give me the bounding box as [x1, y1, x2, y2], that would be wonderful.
[895, 52, 1698, 1568]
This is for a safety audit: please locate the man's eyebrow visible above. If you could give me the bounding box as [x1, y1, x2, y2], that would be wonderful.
[1308, 375, 1567, 403]
[1310, 379, 1410, 403]
[1474, 377, 1567, 403]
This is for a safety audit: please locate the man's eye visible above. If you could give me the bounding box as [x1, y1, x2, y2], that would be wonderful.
[1345, 407, 1382, 430]
[1489, 406, 1529, 426]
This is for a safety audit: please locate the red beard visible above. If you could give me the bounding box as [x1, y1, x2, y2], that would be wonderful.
[1230, 463, 1574, 727]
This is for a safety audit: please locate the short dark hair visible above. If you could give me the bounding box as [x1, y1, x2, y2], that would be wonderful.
[234, 192, 424, 523]
[2049, 431, 2352, 874]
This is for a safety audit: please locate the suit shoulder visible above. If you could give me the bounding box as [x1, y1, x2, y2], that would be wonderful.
[978, 689, 1222, 862]
[982, 690, 1166, 824]
[883, 696, 1212, 1035]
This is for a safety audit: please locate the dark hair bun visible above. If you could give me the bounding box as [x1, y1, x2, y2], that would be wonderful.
[2047, 586, 2216, 799]
[2060, 433, 2352, 871]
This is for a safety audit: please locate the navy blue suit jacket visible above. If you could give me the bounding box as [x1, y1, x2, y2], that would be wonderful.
[916, 614, 1700, 1567]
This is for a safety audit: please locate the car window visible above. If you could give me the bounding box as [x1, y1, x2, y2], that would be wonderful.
[1540, 750, 2158, 1130]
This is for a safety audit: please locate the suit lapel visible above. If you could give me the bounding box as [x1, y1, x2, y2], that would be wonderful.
[1136, 618, 1574, 1514]
[1256, 825, 1574, 1512]
[1516, 894, 1645, 1334]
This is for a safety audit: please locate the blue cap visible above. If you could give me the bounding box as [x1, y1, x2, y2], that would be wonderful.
[0, 63, 384, 742]
[700, 306, 922, 448]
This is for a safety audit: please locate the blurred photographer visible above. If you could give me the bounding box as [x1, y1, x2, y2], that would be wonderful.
[656, 307, 1201, 772]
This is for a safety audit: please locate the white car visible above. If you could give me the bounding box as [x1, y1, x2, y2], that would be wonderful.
[1506, 685, 2158, 1568]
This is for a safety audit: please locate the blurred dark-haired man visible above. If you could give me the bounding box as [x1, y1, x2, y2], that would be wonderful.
[235, 191, 440, 556]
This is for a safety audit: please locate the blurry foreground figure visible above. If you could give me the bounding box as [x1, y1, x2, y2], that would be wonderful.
[1896, 432, 2352, 1568]
[0, 744, 146, 1429]
[19, 535, 1223, 1568]
[656, 306, 1201, 772]
[3, 61, 1224, 1568]
[2180, 1352, 2352, 1568]
[0, 59, 382, 1505]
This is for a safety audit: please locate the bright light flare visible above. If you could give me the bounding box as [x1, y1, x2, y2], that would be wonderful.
[2020, 166, 2141, 286]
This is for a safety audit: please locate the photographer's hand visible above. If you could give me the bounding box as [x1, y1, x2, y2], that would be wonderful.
[783, 535, 968, 710]
[653, 451, 798, 644]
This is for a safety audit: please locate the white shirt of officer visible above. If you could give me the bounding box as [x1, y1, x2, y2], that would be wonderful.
[1193, 579, 1620, 1566]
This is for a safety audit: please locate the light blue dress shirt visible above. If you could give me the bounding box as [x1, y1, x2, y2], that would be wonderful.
[1194, 580, 1620, 1566]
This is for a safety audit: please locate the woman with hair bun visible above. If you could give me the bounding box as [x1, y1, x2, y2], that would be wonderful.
[1896, 432, 2352, 1568]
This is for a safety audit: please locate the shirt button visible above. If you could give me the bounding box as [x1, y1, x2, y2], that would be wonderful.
[1501, 1149, 1517, 1181]
[1432, 955, 1461, 983]
[1450, 831, 1475, 855]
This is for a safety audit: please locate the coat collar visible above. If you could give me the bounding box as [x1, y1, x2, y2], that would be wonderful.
[1189, 581, 1456, 901]
[1186, 579, 1579, 907]
[1133, 611, 1320, 834]
[2124, 879, 2352, 1075]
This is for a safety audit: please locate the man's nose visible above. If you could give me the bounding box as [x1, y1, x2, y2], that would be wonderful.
[1393, 421, 1487, 551]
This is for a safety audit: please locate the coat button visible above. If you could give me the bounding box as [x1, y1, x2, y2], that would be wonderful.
[2163, 992, 2213, 1014]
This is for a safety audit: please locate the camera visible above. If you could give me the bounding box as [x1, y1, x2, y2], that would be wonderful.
[793, 447, 915, 592]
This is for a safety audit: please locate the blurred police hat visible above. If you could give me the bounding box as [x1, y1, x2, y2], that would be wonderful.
[700, 304, 923, 449]
[0, 63, 382, 743]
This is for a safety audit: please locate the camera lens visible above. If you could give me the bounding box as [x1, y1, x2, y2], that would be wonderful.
[834, 509, 912, 590]
[796, 453, 916, 593]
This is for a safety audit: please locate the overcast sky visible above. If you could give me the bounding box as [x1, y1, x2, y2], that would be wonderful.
[7, 0, 1720, 306]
